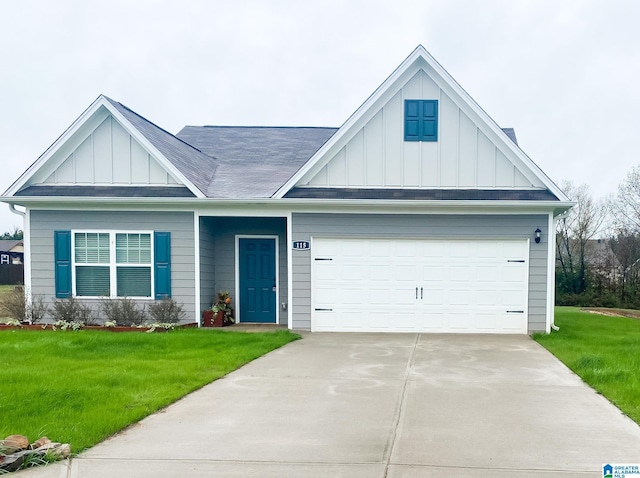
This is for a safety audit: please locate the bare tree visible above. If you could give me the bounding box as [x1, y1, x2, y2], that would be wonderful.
[612, 165, 640, 233]
[556, 181, 608, 295]
[609, 230, 640, 304]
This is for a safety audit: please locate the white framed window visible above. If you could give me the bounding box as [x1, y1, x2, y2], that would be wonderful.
[0, 254, 9, 265]
[72, 231, 153, 298]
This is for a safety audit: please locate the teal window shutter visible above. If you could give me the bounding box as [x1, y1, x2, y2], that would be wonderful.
[54, 230, 72, 298]
[404, 99, 438, 141]
[154, 232, 171, 299]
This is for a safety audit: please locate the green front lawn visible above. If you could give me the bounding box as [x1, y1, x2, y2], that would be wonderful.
[0, 329, 298, 452]
[534, 307, 640, 424]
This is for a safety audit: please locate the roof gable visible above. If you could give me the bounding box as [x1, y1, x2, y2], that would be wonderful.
[274, 46, 568, 201]
[4, 96, 208, 198]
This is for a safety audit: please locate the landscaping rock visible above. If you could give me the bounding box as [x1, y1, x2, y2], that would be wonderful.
[30, 436, 51, 450]
[0, 437, 71, 473]
[1, 434, 29, 453]
[33, 441, 71, 458]
[0, 449, 29, 472]
[49, 443, 71, 458]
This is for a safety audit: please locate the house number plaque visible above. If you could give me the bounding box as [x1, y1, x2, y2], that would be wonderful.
[292, 241, 310, 250]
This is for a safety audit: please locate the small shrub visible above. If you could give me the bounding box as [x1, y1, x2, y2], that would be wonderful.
[52, 297, 95, 324]
[148, 298, 185, 324]
[100, 297, 146, 326]
[28, 294, 50, 324]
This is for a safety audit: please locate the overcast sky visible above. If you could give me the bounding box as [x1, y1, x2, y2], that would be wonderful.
[1, 0, 639, 231]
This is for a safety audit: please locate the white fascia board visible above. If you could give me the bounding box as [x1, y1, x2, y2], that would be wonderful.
[1, 195, 574, 216]
[4, 95, 107, 197]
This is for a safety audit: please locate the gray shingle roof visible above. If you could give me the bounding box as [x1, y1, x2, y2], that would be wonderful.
[177, 126, 337, 198]
[285, 188, 558, 201]
[502, 127, 518, 145]
[15, 185, 195, 198]
[104, 97, 217, 196]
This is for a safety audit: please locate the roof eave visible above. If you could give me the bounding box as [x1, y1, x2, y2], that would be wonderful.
[0, 195, 574, 215]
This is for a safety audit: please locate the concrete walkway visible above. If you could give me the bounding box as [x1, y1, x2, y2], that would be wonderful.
[20, 334, 640, 477]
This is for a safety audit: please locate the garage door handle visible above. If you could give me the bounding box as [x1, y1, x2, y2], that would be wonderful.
[315, 308, 333, 311]
[420, 287, 423, 299]
[315, 258, 333, 261]
[506, 310, 524, 313]
[415, 287, 418, 299]
[507, 260, 525, 263]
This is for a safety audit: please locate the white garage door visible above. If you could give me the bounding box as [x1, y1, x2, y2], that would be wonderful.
[311, 238, 529, 333]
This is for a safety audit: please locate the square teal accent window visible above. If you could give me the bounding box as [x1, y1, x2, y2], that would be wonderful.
[404, 99, 438, 141]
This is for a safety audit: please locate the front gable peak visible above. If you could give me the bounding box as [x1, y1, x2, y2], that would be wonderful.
[275, 45, 567, 201]
[5, 95, 207, 198]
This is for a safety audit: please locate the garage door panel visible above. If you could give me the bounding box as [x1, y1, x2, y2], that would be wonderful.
[450, 265, 475, 282]
[311, 238, 528, 333]
[476, 289, 498, 305]
[476, 265, 499, 282]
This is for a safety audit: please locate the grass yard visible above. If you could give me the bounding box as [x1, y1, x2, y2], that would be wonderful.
[0, 284, 13, 297]
[0, 328, 298, 452]
[534, 307, 640, 425]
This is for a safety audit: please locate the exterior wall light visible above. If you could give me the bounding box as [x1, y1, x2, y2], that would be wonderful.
[535, 228, 541, 244]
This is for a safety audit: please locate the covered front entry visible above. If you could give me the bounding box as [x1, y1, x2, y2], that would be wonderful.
[238, 237, 277, 323]
[198, 217, 287, 326]
[311, 237, 529, 333]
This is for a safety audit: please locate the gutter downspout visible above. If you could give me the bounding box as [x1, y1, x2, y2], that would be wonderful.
[550, 212, 562, 332]
[8, 204, 30, 322]
[9, 203, 25, 218]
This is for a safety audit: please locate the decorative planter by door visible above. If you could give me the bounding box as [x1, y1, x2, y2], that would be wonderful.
[202, 310, 215, 327]
[202, 310, 228, 327]
[213, 310, 226, 327]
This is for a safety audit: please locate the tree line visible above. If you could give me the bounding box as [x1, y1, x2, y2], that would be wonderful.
[557, 166, 640, 308]
[1, 227, 23, 240]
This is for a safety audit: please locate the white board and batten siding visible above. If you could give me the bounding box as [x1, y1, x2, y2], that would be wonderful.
[312, 237, 528, 333]
[291, 213, 549, 334]
[299, 70, 542, 190]
[31, 115, 180, 186]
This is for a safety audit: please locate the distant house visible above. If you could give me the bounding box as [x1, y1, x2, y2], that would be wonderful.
[0, 240, 24, 265]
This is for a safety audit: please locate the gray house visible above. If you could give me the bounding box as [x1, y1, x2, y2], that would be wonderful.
[1, 46, 572, 333]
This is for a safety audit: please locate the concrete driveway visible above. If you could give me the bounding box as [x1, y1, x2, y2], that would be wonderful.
[20, 333, 640, 477]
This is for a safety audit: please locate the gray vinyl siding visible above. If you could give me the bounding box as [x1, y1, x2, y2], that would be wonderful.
[29, 210, 196, 323]
[198, 217, 288, 325]
[291, 213, 549, 333]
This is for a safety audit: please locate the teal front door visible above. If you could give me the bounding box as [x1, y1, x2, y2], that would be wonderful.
[239, 238, 276, 323]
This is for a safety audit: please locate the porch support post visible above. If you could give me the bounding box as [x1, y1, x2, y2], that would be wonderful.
[286, 211, 293, 330]
[194, 211, 201, 326]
